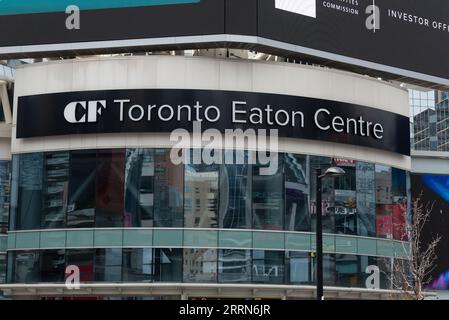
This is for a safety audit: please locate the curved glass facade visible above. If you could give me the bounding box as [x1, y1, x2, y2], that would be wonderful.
[7, 248, 395, 289]
[10, 149, 409, 239]
[6, 148, 410, 289]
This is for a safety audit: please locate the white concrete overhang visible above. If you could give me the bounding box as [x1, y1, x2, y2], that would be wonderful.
[0, 283, 435, 300]
[411, 150, 449, 175]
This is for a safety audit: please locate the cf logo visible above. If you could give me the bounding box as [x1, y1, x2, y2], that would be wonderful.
[64, 100, 106, 123]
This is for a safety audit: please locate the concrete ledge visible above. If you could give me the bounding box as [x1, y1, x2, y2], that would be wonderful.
[0, 283, 425, 300]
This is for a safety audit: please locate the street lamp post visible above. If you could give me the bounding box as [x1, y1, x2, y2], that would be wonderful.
[316, 168, 324, 301]
[315, 166, 346, 301]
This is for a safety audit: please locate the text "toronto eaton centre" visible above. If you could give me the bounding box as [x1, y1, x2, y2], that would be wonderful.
[113, 99, 384, 139]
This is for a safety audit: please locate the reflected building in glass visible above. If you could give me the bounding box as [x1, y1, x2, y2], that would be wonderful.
[410, 89, 449, 152]
[4, 149, 411, 294]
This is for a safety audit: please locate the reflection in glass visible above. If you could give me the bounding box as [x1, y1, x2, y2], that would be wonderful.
[184, 155, 219, 228]
[253, 155, 283, 230]
[96, 150, 125, 227]
[312, 254, 336, 286]
[392, 168, 408, 241]
[285, 154, 310, 231]
[12, 251, 40, 283]
[16, 153, 43, 230]
[183, 248, 217, 283]
[323, 254, 336, 286]
[252, 250, 284, 284]
[122, 248, 153, 282]
[0, 161, 11, 233]
[218, 249, 251, 283]
[154, 248, 182, 282]
[359, 255, 380, 288]
[8, 149, 411, 241]
[5, 248, 398, 287]
[67, 151, 96, 228]
[286, 251, 311, 284]
[356, 162, 376, 237]
[94, 248, 122, 282]
[335, 254, 360, 287]
[375, 165, 393, 239]
[0, 253, 6, 284]
[154, 149, 184, 227]
[377, 257, 392, 289]
[42, 153, 69, 229]
[124, 149, 154, 227]
[310, 157, 334, 233]
[65, 249, 94, 282]
[219, 150, 251, 229]
[40, 249, 65, 282]
[334, 165, 357, 235]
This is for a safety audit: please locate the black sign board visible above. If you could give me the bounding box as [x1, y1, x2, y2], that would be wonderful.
[259, 0, 449, 83]
[16, 89, 410, 156]
[1, 0, 449, 86]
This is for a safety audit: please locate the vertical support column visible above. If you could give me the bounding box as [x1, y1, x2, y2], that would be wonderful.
[0, 82, 12, 124]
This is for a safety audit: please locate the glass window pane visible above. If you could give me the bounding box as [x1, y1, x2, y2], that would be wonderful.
[377, 257, 392, 289]
[252, 154, 283, 230]
[96, 150, 125, 228]
[154, 248, 182, 282]
[252, 250, 284, 284]
[311, 157, 334, 233]
[183, 248, 217, 283]
[184, 150, 219, 228]
[40, 249, 65, 282]
[375, 165, 393, 239]
[94, 248, 122, 282]
[65, 249, 94, 282]
[154, 149, 184, 227]
[219, 150, 252, 229]
[356, 162, 376, 237]
[285, 154, 310, 231]
[122, 248, 153, 282]
[67, 151, 96, 228]
[286, 251, 311, 284]
[218, 249, 251, 283]
[0, 253, 5, 284]
[334, 164, 357, 235]
[335, 254, 360, 287]
[0, 161, 11, 234]
[124, 149, 154, 227]
[359, 255, 380, 288]
[42, 153, 69, 229]
[17, 153, 43, 230]
[311, 253, 336, 286]
[323, 254, 336, 286]
[12, 251, 40, 283]
[392, 169, 408, 241]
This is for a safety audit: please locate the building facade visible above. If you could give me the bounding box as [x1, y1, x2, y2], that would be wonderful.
[0, 54, 412, 299]
[410, 89, 449, 152]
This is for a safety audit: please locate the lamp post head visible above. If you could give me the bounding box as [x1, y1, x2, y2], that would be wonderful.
[319, 167, 346, 179]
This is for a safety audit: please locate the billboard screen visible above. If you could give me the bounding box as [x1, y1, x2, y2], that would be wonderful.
[0, 0, 225, 46]
[259, 0, 449, 84]
[1, 0, 449, 86]
[411, 174, 449, 290]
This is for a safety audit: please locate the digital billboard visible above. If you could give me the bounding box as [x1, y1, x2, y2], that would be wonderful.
[1, 0, 449, 86]
[411, 174, 449, 290]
